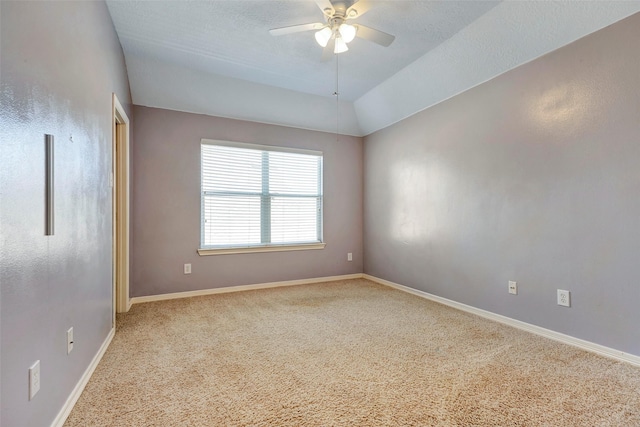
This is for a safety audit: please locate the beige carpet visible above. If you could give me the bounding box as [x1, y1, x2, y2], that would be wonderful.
[65, 279, 640, 426]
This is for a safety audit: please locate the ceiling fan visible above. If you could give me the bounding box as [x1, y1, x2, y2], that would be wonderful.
[269, 0, 395, 60]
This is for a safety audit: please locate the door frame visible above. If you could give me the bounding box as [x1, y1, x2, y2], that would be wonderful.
[112, 93, 131, 321]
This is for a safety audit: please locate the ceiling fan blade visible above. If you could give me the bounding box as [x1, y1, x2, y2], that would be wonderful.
[346, 0, 373, 19]
[321, 38, 336, 62]
[315, 0, 335, 17]
[354, 24, 395, 47]
[269, 22, 325, 36]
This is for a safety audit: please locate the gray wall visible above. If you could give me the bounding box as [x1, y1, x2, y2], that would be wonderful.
[131, 106, 363, 297]
[0, 2, 131, 426]
[364, 13, 640, 357]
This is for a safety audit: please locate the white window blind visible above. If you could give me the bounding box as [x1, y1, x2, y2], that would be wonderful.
[201, 140, 323, 249]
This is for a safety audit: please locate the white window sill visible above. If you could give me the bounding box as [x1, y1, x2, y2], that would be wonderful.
[198, 243, 326, 256]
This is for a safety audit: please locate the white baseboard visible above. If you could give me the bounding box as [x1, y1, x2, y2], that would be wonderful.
[130, 273, 364, 305]
[51, 327, 115, 427]
[364, 274, 640, 367]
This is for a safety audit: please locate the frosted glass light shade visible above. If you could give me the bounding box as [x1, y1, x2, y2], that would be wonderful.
[334, 36, 349, 54]
[339, 24, 357, 43]
[314, 27, 332, 47]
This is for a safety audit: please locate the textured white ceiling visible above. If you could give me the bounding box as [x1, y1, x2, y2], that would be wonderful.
[355, 1, 640, 134]
[107, 1, 499, 100]
[106, 1, 640, 137]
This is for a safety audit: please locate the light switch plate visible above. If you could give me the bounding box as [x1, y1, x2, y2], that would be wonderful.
[67, 327, 74, 354]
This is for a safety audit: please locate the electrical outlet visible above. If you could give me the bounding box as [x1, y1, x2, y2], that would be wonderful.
[184, 263, 191, 274]
[67, 327, 74, 354]
[508, 281, 517, 295]
[29, 360, 41, 400]
[347, 253, 353, 262]
[557, 289, 570, 307]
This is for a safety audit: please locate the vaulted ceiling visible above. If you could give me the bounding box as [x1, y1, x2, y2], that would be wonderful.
[106, 1, 640, 137]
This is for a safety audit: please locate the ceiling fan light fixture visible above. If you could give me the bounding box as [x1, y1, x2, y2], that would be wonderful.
[314, 27, 332, 47]
[338, 23, 357, 43]
[334, 36, 349, 54]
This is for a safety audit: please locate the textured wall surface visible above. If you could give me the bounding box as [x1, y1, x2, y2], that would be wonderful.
[364, 13, 640, 356]
[131, 106, 363, 297]
[0, 2, 131, 426]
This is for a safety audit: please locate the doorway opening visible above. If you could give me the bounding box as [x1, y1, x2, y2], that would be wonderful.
[112, 93, 131, 324]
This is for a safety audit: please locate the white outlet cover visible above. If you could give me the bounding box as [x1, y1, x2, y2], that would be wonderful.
[29, 360, 41, 400]
[557, 289, 571, 307]
[184, 263, 192, 274]
[347, 253, 353, 262]
[508, 281, 517, 295]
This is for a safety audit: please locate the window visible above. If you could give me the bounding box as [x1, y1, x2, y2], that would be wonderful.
[199, 139, 324, 255]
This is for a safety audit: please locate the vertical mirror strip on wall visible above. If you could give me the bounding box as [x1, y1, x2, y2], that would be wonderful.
[45, 134, 54, 236]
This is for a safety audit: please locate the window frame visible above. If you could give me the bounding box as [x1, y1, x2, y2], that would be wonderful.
[198, 139, 325, 256]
